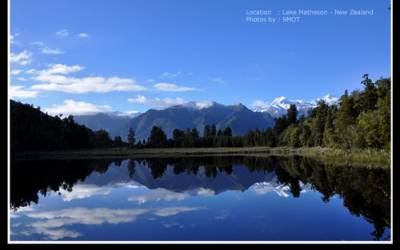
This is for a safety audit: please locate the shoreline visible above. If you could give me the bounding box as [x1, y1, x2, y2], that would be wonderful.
[12, 147, 390, 168]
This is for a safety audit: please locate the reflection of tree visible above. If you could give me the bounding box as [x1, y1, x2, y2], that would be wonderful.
[127, 159, 136, 178]
[114, 159, 122, 167]
[147, 159, 168, 179]
[11, 159, 114, 210]
[270, 156, 390, 240]
[204, 166, 217, 178]
[11, 155, 390, 240]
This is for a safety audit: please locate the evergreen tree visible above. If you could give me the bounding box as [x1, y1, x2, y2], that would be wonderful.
[203, 125, 211, 137]
[287, 104, 298, 125]
[210, 124, 217, 136]
[148, 126, 167, 147]
[223, 127, 232, 136]
[127, 128, 136, 148]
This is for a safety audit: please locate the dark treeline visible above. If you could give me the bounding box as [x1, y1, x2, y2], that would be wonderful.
[11, 100, 126, 153]
[132, 124, 242, 148]
[131, 75, 390, 151]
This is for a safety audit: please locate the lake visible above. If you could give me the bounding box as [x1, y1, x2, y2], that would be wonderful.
[10, 156, 391, 241]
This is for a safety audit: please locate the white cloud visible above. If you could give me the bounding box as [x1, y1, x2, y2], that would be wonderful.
[128, 95, 186, 108]
[32, 77, 145, 93]
[40, 64, 84, 75]
[30, 64, 146, 93]
[17, 77, 27, 81]
[10, 51, 32, 65]
[154, 82, 199, 92]
[116, 110, 141, 117]
[10, 33, 20, 44]
[11, 69, 22, 75]
[78, 33, 89, 38]
[56, 29, 69, 37]
[30, 41, 44, 46]
[160, 71, 181, 78]
[26, 69, 37, 74]
[41, 47, 64, 55]
[45, 100, 112, 116]
[10, 85, 38, 98]
[194, 101, 214, 109]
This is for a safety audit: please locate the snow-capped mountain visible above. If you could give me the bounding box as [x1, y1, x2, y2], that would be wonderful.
[252, 94, 338, 118]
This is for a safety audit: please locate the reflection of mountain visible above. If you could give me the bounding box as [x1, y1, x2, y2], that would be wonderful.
[79, 160, 287, 197]
[130, 163, 278, 195]
[11, 156, 390, 240]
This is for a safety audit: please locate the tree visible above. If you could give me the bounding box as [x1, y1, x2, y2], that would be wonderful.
[127, 128, 135, 148]
[172, 129, 185, 147]
[361, 74, 378, 111]
[190, 128, 199, 139]
[114, 136, 123, 147]
[223, 127, 232, 136]
[148, 126, 168, 147]
[287, 104, 298, 125]
[274, 116, 288, 135]
[210, 124, 217, 136]
[203, 125, 211, 137]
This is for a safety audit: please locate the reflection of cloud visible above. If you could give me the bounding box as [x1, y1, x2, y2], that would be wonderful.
[25, 207, 148, 240]
[33, 228, 81, 240]
[55, 181, 141, 201]
[128, 188, 188, 204]
[59, 184, 113, 201]
[153, 207, 204, 217]
[29, 207, 148, 224]
[17, 206, 203, 240]
[128, 188, 215, 204]
[10, 205, 35, 218]
[195, 188, 215, 197]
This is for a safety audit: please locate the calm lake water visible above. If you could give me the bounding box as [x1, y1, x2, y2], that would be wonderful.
[10, 156, 391, 241]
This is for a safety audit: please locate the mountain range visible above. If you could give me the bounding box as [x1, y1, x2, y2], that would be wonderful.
[252, 94, 339, 118]
[74, 95, 338, 140]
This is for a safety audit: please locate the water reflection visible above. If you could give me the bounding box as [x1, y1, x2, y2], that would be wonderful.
[11, 156, 390, 241]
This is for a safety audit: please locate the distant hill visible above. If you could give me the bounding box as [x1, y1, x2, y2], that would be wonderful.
[74, 112, 135, 140]
[128, 102, 275, 140]
[73, 96, 340, 141]
[74, 102, 275, 140]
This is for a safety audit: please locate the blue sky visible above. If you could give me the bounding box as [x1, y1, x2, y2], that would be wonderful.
[10, 0, 391, 115]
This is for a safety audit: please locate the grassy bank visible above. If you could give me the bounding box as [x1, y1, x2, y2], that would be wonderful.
[12, 146, 390, 168]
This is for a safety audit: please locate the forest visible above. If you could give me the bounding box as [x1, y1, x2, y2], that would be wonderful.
[10, 100, 125, 153]
[131, 75, 391, 151]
